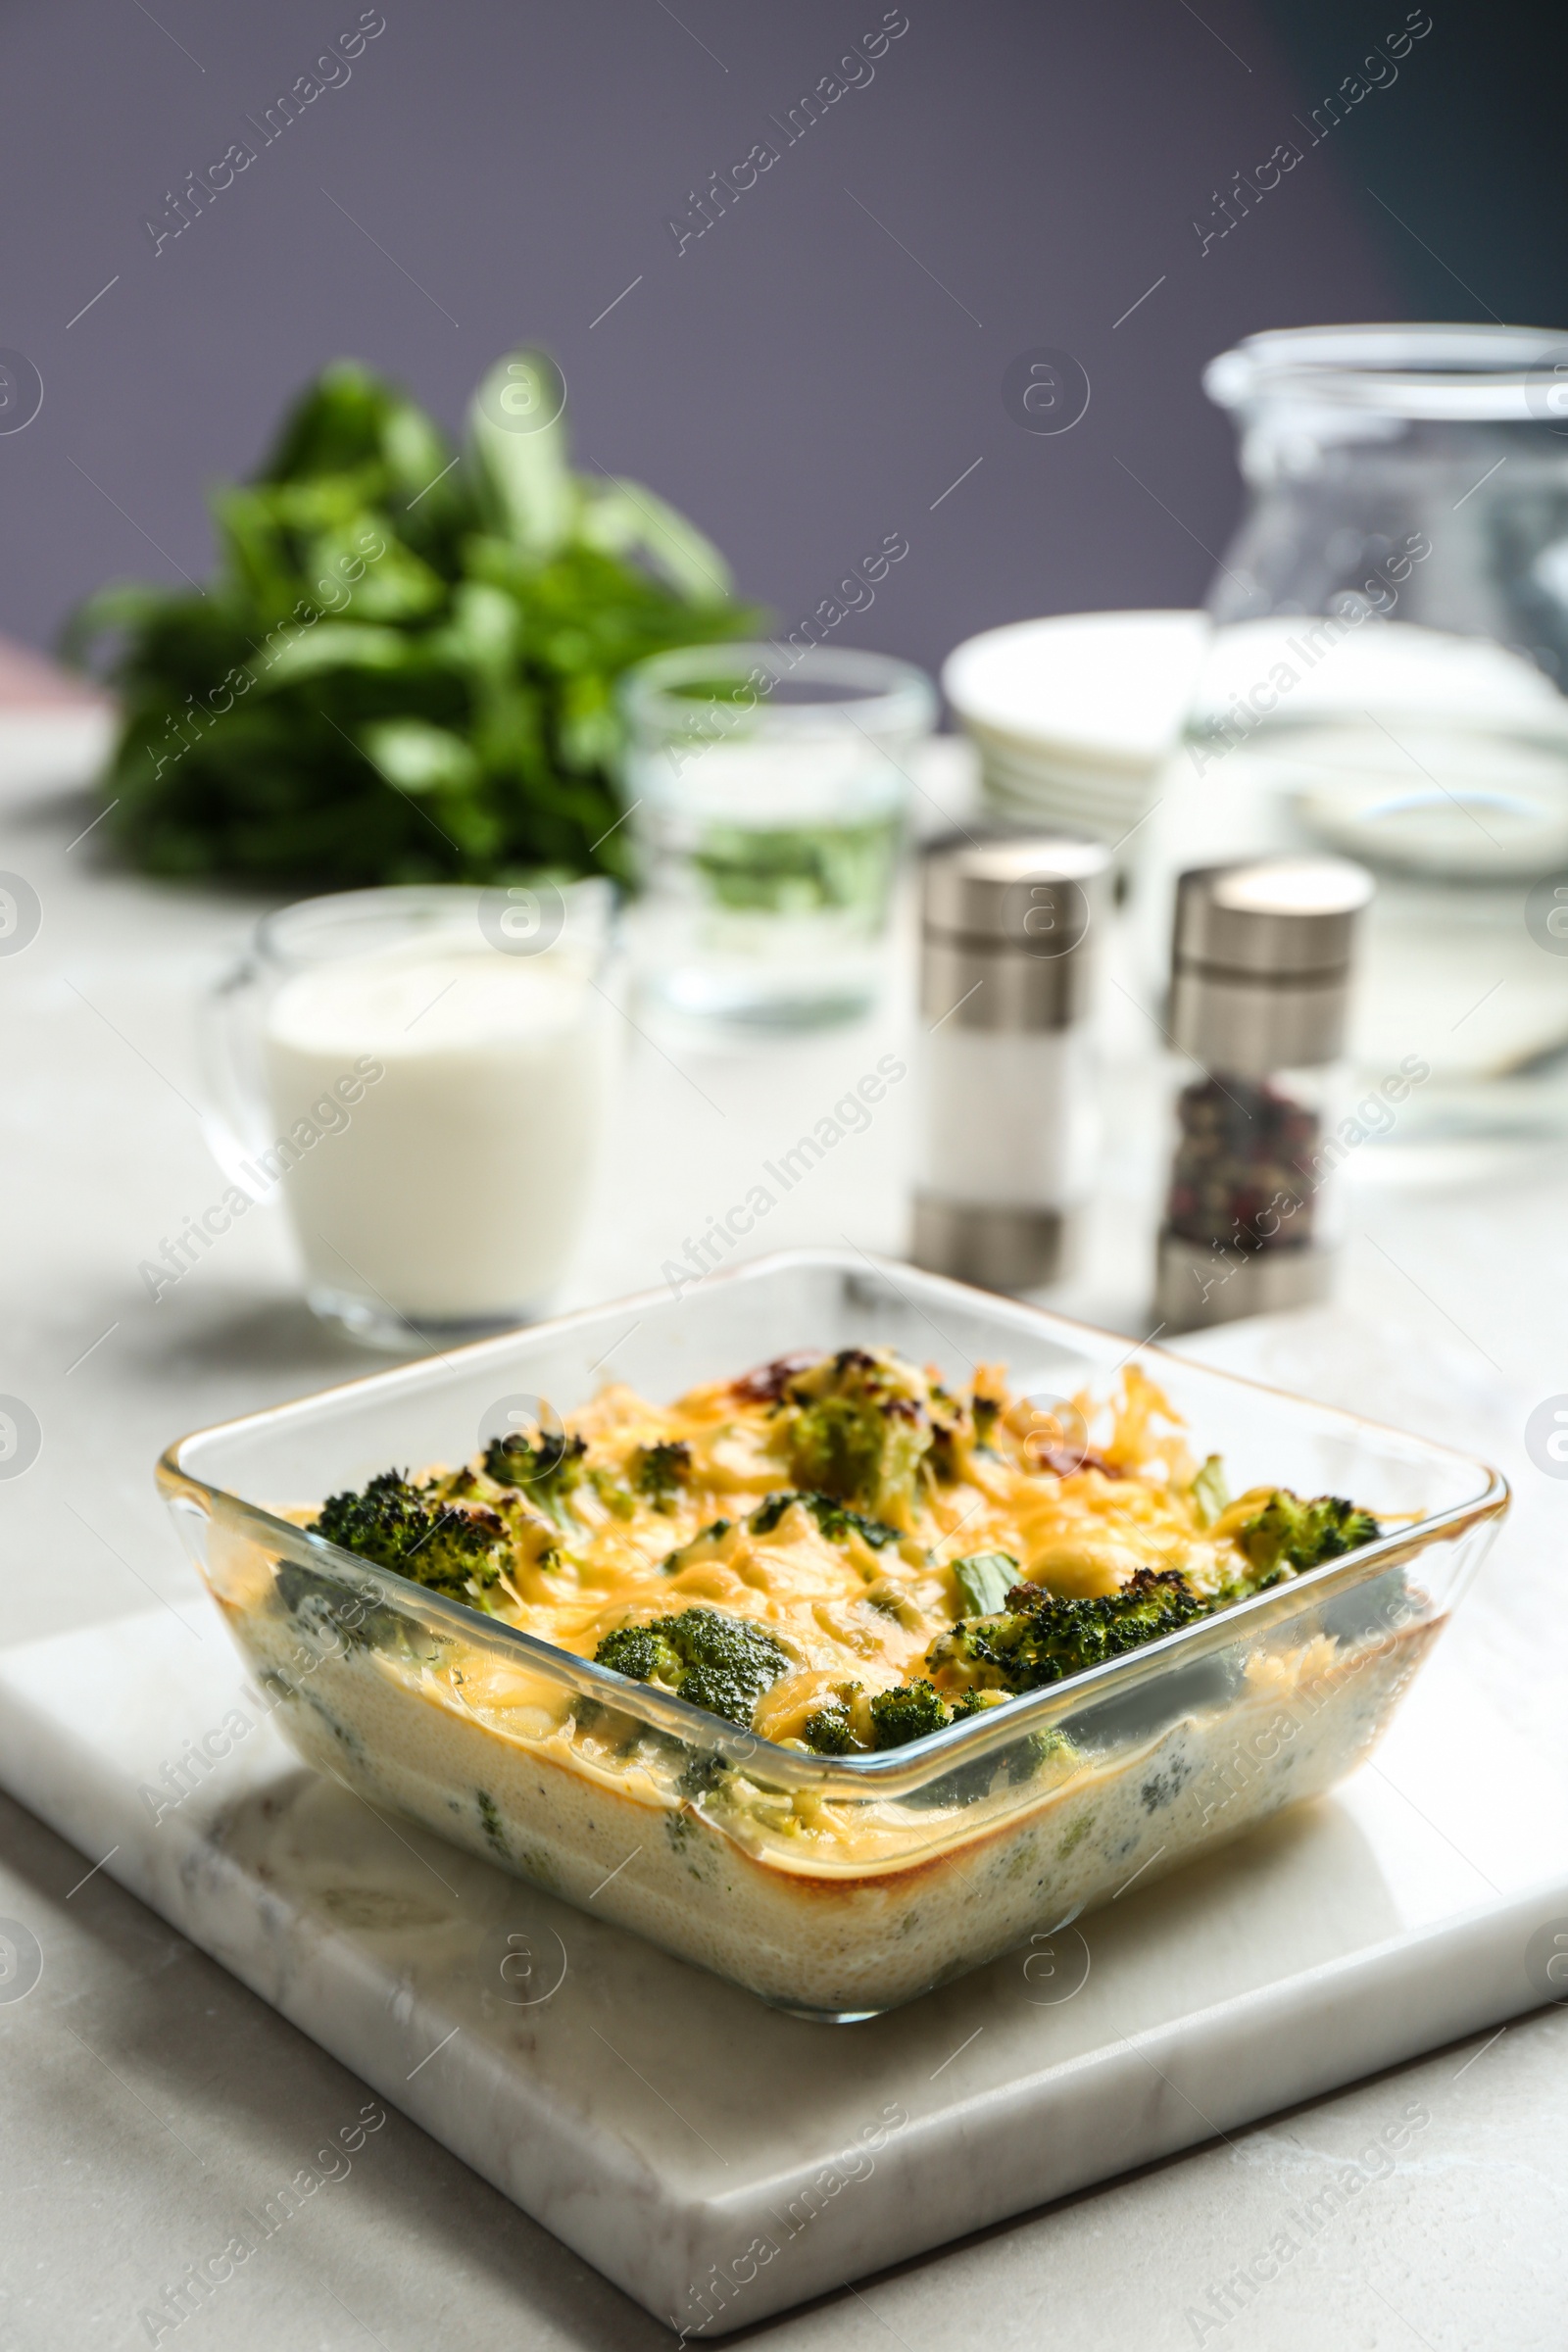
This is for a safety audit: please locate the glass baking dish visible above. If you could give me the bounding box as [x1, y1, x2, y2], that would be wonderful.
[156, 1250, 1507, 2020]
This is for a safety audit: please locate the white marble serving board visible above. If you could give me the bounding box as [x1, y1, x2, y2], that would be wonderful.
[1, 1600, 1563, 2336]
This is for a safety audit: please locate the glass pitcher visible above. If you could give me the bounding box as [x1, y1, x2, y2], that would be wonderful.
[1136, 324, 1568, 1154]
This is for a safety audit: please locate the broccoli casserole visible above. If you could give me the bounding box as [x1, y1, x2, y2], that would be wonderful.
[180, 1336, 1466, 2016]
[306, 1347, 1384, 1750]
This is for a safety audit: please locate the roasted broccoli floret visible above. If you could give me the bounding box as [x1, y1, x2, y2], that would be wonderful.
[777, 1349, 933, 1516]
[312, 1471, 510, 1607]
[801, 1701, 857, 1755]
[925, 1568, 1203, 1695]
[595, 1621, 684, 1687]
[949, 1688, 1007, 1721]
[1236, 1492, 1382, 1584]
[750, 1490, 902, 1548]
[592, 1605, 791, 1726]
[730, 1349, 827, 1403]
[868, 1679, 951, 1749]
[633, 1441, 692, 1509]
[481, 1428, 586, 1524]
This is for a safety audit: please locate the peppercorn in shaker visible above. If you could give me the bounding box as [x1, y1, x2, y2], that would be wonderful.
[911, 831, 1109, 1293]
[1155, 856, 1373, 1333]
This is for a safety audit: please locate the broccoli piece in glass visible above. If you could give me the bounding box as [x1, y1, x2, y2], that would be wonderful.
[679, 1748, 731, 1800]
[482, 1428, 587, 1524]
[926, 1568, 1203, 1695]
[272, 1560, 397, 1651]
[592, 1605, 791, 1727]
[1238, 1491, 1382, 1583]
[311, 1470, 511, 1608]
[749, 1490, 902, 1548]
[776, 1348, 933, 1517]
[869, 1679, 951, 1749]
[633, 1440, 692, 1510]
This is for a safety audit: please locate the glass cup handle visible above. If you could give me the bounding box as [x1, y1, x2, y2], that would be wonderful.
[198, 955, 275, 1198]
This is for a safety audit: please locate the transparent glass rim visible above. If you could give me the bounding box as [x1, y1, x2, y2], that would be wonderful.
[253, 878, 615, 971]
[618, 641, 937, 741]
[1204, 322, 1568, 421]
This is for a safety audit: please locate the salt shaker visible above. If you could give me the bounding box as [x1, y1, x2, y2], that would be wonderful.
[911, 831, 1109, 1293]
[1154, 856, 1373, 1333]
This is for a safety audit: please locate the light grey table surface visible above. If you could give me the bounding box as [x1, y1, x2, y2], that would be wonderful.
[3, 753, 1567, 2352]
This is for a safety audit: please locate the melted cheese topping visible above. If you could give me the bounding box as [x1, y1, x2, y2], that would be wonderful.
[411, 1353, 1279, 1745]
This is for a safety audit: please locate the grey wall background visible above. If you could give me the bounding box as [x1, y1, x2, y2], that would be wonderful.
[0, 0, 1553, 684]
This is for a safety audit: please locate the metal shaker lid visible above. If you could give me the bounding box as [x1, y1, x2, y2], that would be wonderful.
[921, 831, 1109, 950]
[1168, 855, 1372, 1072]
[919, 830, 1108, 1032]
[1172, 857, 1373, 979]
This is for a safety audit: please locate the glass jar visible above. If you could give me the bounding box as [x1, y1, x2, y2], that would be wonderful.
[618, 643, 935, 1028]
[1136, 324, 1568, 1154]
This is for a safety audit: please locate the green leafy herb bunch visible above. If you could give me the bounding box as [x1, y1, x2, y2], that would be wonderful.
[65, 350, 757, 889]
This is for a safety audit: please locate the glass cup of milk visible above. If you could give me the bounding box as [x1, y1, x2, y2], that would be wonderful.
[202, 881, 616, 1347]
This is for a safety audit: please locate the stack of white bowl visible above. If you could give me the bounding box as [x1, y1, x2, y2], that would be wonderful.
[942, 612, 1208, 855]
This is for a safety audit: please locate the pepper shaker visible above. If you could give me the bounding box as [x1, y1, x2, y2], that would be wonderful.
[911, 831, 1109, 1293]
[1154, 855, 1373, 1332]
